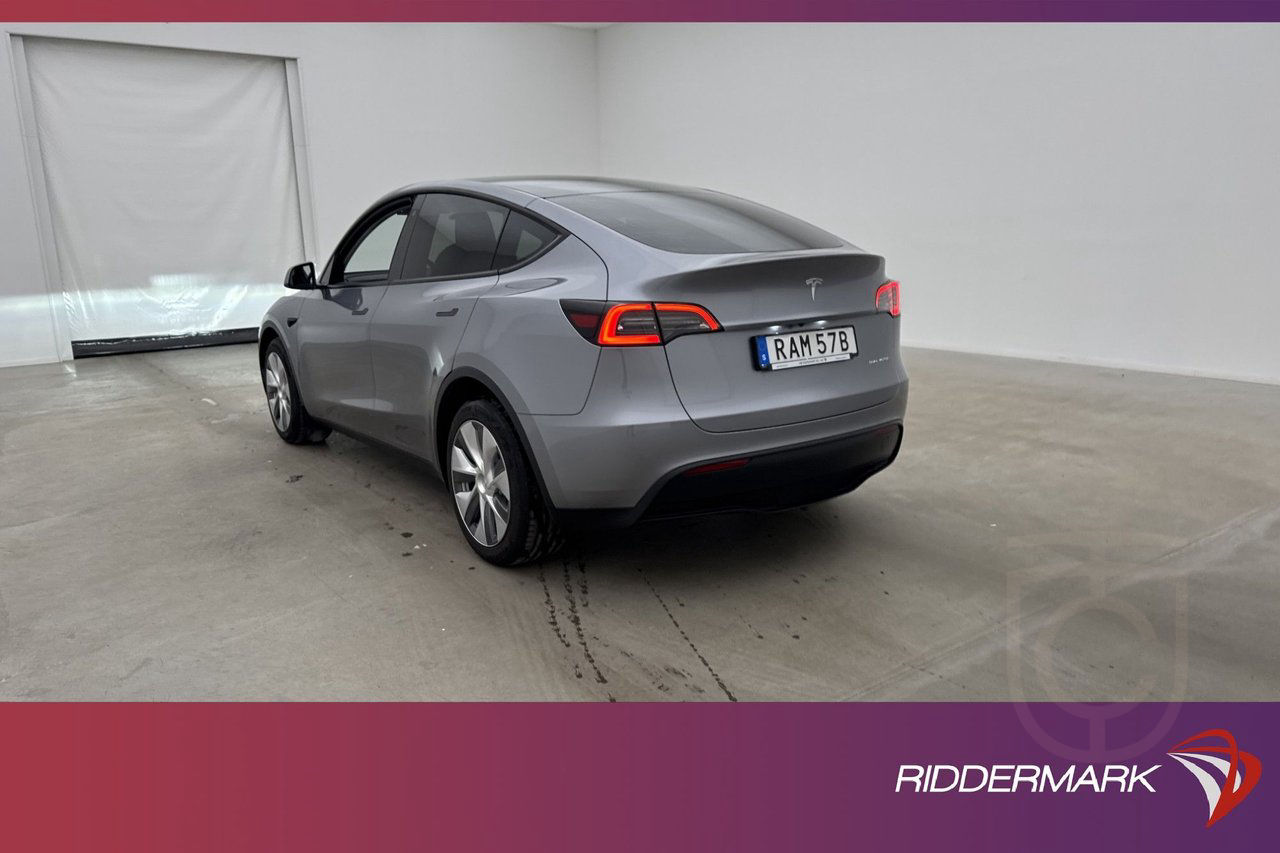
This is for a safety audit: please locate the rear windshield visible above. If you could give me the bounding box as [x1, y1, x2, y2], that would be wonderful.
[555, 190, 844, 254]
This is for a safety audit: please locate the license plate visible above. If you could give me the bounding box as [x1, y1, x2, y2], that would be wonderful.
[753, 326, 857, 371]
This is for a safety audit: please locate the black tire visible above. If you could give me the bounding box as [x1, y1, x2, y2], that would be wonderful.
[261, 339, 330, 445]
[446, 399, 562, 567]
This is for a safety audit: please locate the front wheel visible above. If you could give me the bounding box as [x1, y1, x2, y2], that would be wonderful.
[262, 339, 330, 445]
[447, 399, 561, 566]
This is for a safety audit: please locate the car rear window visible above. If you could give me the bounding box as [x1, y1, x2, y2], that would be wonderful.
[555, 190, 843, 254]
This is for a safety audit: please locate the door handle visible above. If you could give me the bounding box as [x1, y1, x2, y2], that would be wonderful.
[436, 307, 459, 317]
[352, 307, 369, 316]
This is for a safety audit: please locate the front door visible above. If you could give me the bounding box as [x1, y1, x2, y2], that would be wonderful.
[296, 200, 412, 435]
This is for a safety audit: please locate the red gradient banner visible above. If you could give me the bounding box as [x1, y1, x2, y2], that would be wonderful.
[3, 1, 1280, 21]
[0, 703, 1273, 852]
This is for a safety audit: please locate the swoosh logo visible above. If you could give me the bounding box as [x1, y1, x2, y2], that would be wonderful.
[1168, 729, 1262, 827]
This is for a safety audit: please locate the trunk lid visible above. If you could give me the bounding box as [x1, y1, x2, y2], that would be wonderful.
[627, 251, 902, 432]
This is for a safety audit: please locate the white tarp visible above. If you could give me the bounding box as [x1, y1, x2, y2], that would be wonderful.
[25, 37, 305, 342]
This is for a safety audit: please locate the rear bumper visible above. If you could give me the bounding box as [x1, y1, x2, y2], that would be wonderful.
[557, 422, 902, 529]
[517, 346, 908, 520]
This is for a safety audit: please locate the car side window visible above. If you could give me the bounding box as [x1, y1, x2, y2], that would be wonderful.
[400, 194, 510, 281]
[335, 204, 410, 283]
[493, 211, 559, 270]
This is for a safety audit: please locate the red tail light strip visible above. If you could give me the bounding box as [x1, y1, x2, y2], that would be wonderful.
[597, 303, 661, 346]
[875, 280, 901, 317]
[593, 301, 722, 346]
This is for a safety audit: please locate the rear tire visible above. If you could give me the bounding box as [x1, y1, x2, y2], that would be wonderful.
[262, 339, 330, 445]
[447, 399, 562, 566]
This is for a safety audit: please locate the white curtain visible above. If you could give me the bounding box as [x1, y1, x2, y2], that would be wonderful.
[25, 38, 305, 342]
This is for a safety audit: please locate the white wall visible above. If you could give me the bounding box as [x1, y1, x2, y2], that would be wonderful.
[6, 24, 1278, 384]
[598, 24, 1280, 385]
[0, 23, 598, 367]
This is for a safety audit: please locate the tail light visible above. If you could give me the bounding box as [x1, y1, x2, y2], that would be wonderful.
[875, 280, 901, 317]
[561, 300, 721, 346]
[599, 303, 661, 346]
[655, 303, 719, 339]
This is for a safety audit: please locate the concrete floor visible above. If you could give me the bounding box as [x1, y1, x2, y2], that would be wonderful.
[0, 343, 1277, 701]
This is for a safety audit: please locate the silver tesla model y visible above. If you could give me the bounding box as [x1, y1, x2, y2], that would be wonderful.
[261, 178, 907, 565]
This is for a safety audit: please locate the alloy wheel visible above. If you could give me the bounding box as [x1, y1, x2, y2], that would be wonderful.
[450, 419, 511, 547]
[263, 351, 292, 433]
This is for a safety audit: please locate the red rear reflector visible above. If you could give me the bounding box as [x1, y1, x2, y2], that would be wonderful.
[684, 457, 750, 476]
[875, 280, 901, 317]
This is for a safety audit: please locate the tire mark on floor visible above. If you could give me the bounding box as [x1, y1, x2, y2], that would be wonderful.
[537, 567, 570, 649]
[577, 558, 589, 607]
[563, 559, 607, 684]
[638, 568, 737, 702]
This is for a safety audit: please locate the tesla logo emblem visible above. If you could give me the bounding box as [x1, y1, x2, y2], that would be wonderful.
[1168, 729, 1262, 827]
[806, 277, 823, 300]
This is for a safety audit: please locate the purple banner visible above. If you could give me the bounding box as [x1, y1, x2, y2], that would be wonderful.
[0, 702, 1271, 851]
[4, 0, 1280, 23]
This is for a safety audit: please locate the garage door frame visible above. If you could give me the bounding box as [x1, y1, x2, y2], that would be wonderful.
[7, 33, 320, 362]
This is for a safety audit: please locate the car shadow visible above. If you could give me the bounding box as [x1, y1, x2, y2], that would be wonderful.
[320, 428, 886, 585]
[560, 501, 884, 585]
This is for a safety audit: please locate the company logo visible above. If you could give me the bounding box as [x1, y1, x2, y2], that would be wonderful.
[895, 763, 1159, 794]
[1167, 729, 1262, 828]
[895, 727, 1261, 829]
[805, 277, 822, 300]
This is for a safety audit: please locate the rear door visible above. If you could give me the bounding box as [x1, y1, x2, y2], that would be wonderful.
[367, 193, 514, 456]
[296, 200, 411, 434]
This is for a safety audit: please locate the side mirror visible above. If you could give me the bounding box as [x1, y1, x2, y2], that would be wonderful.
[284, 261, 316, 290]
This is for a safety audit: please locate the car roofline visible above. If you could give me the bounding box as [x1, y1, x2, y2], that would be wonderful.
[378, 176, 710, 201]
